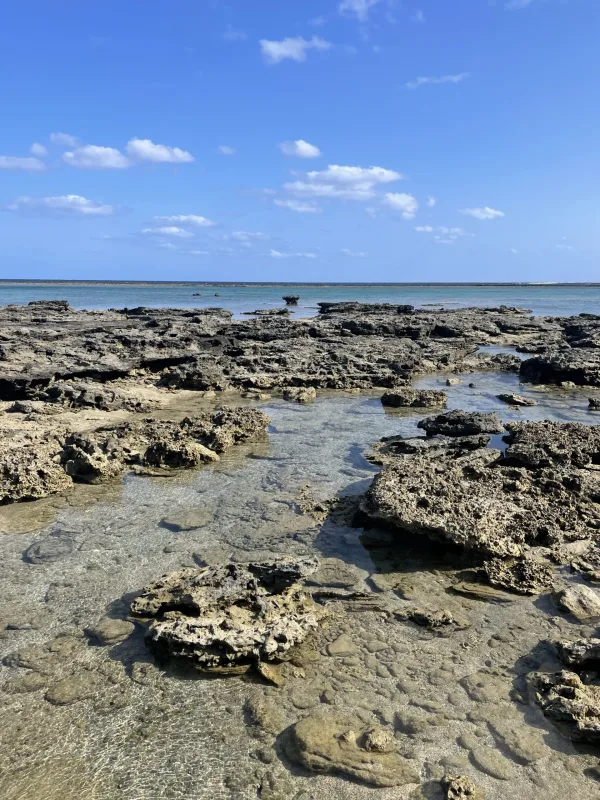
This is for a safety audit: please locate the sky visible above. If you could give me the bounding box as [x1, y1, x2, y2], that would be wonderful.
[0, 0, 598, 282]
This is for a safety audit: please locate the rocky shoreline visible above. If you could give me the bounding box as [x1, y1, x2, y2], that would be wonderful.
[1, 299, 600, 799]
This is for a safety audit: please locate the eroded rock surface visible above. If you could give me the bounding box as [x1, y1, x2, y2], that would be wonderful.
[130, 559, 322, 673]
[381, 389, 447, 408]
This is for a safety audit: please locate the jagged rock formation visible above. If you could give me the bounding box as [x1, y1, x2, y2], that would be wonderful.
[381, 388, 447, 408]
[130, 559, 323, 674]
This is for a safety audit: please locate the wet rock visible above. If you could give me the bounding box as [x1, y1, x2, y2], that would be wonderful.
[306, 558, 366, 590]
[446, 378, 461, 386]
[554, 586, 600, 621]
[503, 419, 600, 468]
[417, 410, 503, 437]
[483, 556, 553, 596]
[159, 509, 213, 531]
[381, 389, 447, 409]
[327, 634, 359, 657]
[0, 445, 72, 504]
[497, 393, 537, 407]
[532, 670, 600, 743]
[282, 387, 316, 404]
[256, 661, 286, 687]
[3, 672, 47, 694]
[589, 398, 600, 411]
[468, 746, 515, 780]
[521, 349, 600, 387]
[36, 380, 152, 412]
[460, 671, 511, 704]
[130, 558, 322, 673]
[441, 775, 485, 800]
[284, 712, 419, 787]
[24, 534, 75, 564]
[282, 295, 299, 305]
[487, 720, 546, 764]
[45, 670, 105, 705]
[395, 607, 469, 631]
[85, 617, 135, 646]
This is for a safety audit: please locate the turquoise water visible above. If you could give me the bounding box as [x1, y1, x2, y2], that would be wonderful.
[1, 281, 600, 317]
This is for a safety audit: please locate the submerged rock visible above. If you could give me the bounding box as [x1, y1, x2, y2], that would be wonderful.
[381, 388, 447, 408]
[282, 386, 316, 404]
[284, 711, 419, 787]
[130, 558, 322, 673]
[497, 393, 537, 407]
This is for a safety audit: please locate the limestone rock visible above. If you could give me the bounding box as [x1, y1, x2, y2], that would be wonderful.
[468, 746, 515, 780]
[160, 509, 213, 531]
[381, 389, 447, 409]
[395, 607, 469, 631]
[130, 558, 322, 673]
[441, 775, 485, 799]
[282, 386, 316, 404]
[85, 617, 135, 646]
[554, 586, 600, 621]
[284, 712, 419, 787]
[327, 634, 359, 657]
[497, 393, 537, 407]
[555, 638, 600, 670]
[417, 410, 503, 437]
[533, 670, 600, 743]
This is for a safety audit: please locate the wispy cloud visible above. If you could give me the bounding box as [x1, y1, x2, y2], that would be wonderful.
[426, 196, 436, 207]
[412, 9, 426, 23]
[217, 145, 237, 155]
[153, 215, 215, 228]
[405, 72, 470, 90]
[260, 36, 331, 65]
[50, 132, 79, 147]
[279, 139, 321, 158]
[383, 192, 419, 220]
[339, 0, 381, 22]
[142, 226, 194, 238]
[223, 26, 247, 41]
[30, 143, 48, 157]
[270, 249, 317, 259]
[416, 225, 473, 239]
[126, 138, 194, 164]
[0, 155, 46, 172]
[274, 198, 322, 214]
[6, 194, 114, 216]
[461, 206, 505, 220]
[341, 248, 367, 257]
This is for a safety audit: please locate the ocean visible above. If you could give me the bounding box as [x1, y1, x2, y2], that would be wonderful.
[1, 281, 600, 318]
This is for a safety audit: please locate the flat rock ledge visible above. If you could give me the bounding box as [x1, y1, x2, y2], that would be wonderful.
[130, 558, 323, 674]
[362, 413, 600, 594]
[381, 388, 447, 409]
[284, 711, 420, 787]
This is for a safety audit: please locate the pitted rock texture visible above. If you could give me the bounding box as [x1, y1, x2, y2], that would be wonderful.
[417, 410, 503, 437]
[130, 559, 322, 673]
[381, 388, 447, 408]
[532, 670, 600, 743]
[362, 420, 600, 593]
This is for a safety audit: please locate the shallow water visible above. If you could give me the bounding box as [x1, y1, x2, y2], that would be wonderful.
[1, 373, 599, 799]
[2, 281, 600, 317]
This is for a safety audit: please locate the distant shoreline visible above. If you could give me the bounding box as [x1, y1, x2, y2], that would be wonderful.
[1, 280, 599, 288]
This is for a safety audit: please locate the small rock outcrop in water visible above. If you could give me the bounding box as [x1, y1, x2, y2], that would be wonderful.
[381, 388, 447, 408]
[130, 558, 322, 674]
[532, 638, 600, 743]
[283, 386, 316, 404]
[282, 295, 299, 305]
[417, 409, 503, 437]
[284, 711, 419, 787]
[497, 393, 537, 407]
[362, 418, 600, 594]
[0, 407, 269, 503]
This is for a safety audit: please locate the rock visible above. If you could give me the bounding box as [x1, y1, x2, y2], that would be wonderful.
[45, 670, 104, 705]
[24, 534, 75, 564]
[284, 712, 420, 787]
[381, 389, 447, 409]
[532, 670, 600, 743]
[468, 746, 515, 780]
[554, 586, 600, 621]
[589, 398, 600, 411]
[256, 661, 286, 687]
[446, 378, 462, 386]
[3, 672, 47, 694]
[395, 607, 469, 631]
[487, 720, 546, 764]
[460, 672, 511, 704]
[363, 727, 395, 753]
[85, 617, 135, 646]
[36, 380, 152, 412]
[306, 558, 365, 590]
[497, 393, 537, 407]
[521, 349, 600, 387]
[159, 509, 213, 531]
[441, 775, 485, 799]
[130, 558, 322, 673]
[282, 295, 299, 305]
[417, 410, 503, 437]
[282, 387, 316, 404]
[555, 638, 600, 670]
[484, 556, 553, 596]
[0, 445, 72, 505]
[327, 634, 359, 657]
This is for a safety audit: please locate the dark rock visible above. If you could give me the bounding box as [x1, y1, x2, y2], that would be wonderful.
[282, 295, 299, 305]
[497, 393, 537, 407]
[381, 389, 447, 408]
[417, 410, 503, 437]
[24, 534, 75, 564]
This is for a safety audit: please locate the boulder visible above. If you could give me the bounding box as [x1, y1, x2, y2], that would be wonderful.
[130, 558, 322, 673]
[441, 775, 485, 799]
[497, 393, 537, 407]
[532, 670, 600, 743]
[554, 586, 600, 621]
[282, 387, 316, 404]
[417, 410, 503, 437]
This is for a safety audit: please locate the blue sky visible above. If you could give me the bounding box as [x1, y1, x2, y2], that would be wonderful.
[0, 0, 598, 282]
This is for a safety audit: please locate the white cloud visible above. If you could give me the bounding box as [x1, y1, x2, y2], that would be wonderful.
[218, 145, 237, 155]
[269, 249, 317, 259]
[341, 248, 367, 257]
[153, 214, 215, 228]
[158, 242, 178, 250]
[461, 206, 505, 220]
[412, 9, 426, 23]
[63, 144, 130, 169]
[426, 196, 436, 207]
[30, 143, 48, 157]
[339, 0, 380, 21]
[190, 250, 210, 255]
[274, 198, 321, 214]
[383, 192, 419, 219]
[416, 225, 473, 239]
[229, 231, 269, 247]
[142, 226, 194, 238]
[279, 139, 321, 158]
[0, 156, 46, 172]
[260, 36, 331, 65]
[7, 194, 114, 216]
[434, 237, 455, 245]
[405, 72, 470, 90]
[50, 132, 79, 147]
[126, 138, 194, 164]
[415, 225, 434, 233]
[556, 243, 574, 251]
[285, 164, 403, 201]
